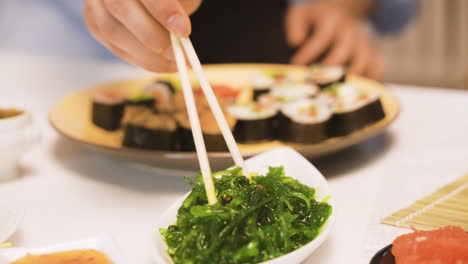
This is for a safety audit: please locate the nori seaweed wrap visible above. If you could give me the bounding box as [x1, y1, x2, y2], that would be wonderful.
[121, 106, 177, 150]
[278, 98, 332, 144]
[91, 91, 125, 131]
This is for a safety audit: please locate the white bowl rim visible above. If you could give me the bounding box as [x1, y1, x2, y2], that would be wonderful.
[0, 110, 31, 132]
[153, 147, 336, 264]
[0, 235, 125, 264]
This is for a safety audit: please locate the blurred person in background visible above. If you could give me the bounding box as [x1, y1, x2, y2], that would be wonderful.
[0, 0, 416, 79]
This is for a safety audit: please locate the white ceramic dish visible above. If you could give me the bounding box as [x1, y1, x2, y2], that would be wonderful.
[154, 147, 336, 264]
[0, 111, 41, 180]
[0, 235, 124, 264]
[0, 205, 23, 244]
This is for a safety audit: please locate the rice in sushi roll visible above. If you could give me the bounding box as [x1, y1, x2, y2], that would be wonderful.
[308, 65, 346, 89]
[91, 91, 126, 131]
[251, 71, 274, 100]
[173, 91, 209, 113]
[228, 102, 279, 143]
[122, 106, 177, 150]
[269, 83, 319, 103]
[251, 71, 290, 100]
[278, 98, 332, 144]
[144, 80, 176, 113]
[174, 91, 234, 151]
[324, 83, 385, 137]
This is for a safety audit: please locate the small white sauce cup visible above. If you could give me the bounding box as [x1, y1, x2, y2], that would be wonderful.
[0, 110, 40, 181]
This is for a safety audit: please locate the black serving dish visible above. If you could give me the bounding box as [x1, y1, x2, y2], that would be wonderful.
[370, 244, 395, 264]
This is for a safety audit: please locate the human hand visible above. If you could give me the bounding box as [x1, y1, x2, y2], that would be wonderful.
[84, 0, 202, 72]
[286, 1, 382, 80]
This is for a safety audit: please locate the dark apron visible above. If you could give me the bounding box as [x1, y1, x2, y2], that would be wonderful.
[190, 0, 295, 64]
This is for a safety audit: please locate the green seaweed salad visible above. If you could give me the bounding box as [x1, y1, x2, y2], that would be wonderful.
[160, 166, 332, 264]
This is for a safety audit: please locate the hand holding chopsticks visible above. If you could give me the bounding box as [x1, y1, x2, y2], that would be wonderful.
[170, 33, 248, 205]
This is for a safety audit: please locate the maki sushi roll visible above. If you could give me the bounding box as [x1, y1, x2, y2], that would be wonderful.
[173, 91, 211, 113]
[250, 71, 290, 100]
[91, 91, 125, 131]
[126, 93, 156, 109]
[269, 83, 319, 103]
[196, 84, 239, 105]
[175, 92, 235, 152]
[278, 98, 332, 144]
[228, 102, 279, 143]
[122, 106, 177, 150]
[308, 65, 346, 89]
[144, 80, 176, 113]
[324, 83, 386, 137]
[176, 111, 236, 152]
[251, 71, 274, 100]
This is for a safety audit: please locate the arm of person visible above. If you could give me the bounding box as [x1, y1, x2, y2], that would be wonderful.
[83, 0, 201, 72]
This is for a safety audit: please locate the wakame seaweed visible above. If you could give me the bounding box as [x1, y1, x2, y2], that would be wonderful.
[160, 166, 332, 264]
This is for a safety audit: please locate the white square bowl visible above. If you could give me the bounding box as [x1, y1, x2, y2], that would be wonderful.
[154, 147, 335, 264]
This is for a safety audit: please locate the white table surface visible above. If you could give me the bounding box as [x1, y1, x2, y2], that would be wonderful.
[1, 52, 467, 264]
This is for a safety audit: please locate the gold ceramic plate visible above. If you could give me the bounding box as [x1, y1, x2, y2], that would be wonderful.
[49, 64, 399, 171]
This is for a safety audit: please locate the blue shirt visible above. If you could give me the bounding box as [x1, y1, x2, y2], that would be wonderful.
[0, 0, 416, 59]
[371, 0, 418, 34]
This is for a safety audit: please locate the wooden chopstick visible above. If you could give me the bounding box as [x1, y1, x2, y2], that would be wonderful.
[170, 34, 217, 205]
[179, 37, 249, 177]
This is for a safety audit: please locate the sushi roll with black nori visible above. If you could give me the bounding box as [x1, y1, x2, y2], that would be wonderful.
[269, 83, 319, 103]
[175, 114, 194, 152]
[122, 106, 177, 150]
[175, 92, 235, 152]
[144, 80, 176, 113]
[91, 91, 126, 131]
[251, 71, 274, 100]
[250, 71, 290, 100]
[175, 111, 237, 152]
[308, 65, 346, 89]
[126, 93, 156, 109]
[325, 83, 386, 137]
[278, 98, 332, 144]
[228, 102, 279, 143]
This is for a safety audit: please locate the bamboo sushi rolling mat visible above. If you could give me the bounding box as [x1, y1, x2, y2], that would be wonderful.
[382, 174, 468, 231]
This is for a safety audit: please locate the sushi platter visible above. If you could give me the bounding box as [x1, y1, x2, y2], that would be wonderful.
[49, 64, 399, 171]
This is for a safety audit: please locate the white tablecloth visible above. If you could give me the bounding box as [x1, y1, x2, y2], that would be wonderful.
[1, 52, 467, 264]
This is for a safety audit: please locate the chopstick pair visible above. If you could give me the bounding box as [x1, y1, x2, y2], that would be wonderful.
[170, 33, 248, 205]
